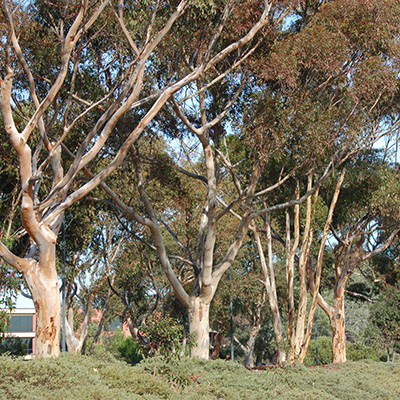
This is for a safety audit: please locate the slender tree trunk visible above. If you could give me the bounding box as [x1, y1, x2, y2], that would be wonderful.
[24, 245, 60, 358]
[286, 187, 300, 350]
[189, 296, 210, 359]
[298, 170, 345, 364]
[244, 324, 262, 368]
[331, 289, 346, 363]
[211, 332, 223, 360]
[87, 287, 112, 355]
[255, 220, 286, 365]
[65, 308, 82, 353]
[289, 177, 312, 362]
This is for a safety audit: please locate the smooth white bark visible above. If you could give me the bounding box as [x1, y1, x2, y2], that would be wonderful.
[189, 297, 210, 359]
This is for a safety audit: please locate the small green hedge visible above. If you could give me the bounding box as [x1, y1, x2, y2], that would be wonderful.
[0, 353, 399, 399]
[304, 336, 380, 366]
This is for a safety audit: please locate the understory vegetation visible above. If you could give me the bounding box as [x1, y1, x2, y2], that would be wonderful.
[0, 354, 399, 400]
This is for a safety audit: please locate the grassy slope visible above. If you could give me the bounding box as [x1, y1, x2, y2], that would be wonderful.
[0, 353, 399, 400]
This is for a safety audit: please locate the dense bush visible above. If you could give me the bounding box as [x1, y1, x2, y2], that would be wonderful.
[117, 336, 143, 366]
[304, 336, 333, 366]
[90, 328, 128, 359]
[304, 336, 380, 366]
[369, 286, 400, 352]
[0, 353, 399, 399]
[347, 342, 380, 362]
[141, 314, 194, 359]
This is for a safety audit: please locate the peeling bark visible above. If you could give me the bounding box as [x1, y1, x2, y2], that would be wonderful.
[24, 247, 60, 358]
[189, 296, 210, 359]
[331, 292, 346, 363]
[243, 325, 260, 368]
[254, 222, 286, 365]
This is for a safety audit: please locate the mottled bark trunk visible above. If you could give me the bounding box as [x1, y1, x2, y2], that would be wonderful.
[24, 246, 60, 358]
[189, 296, 210, 359]
[271, 302, 287, 365]
[65, 308, 82, 354]
[211, 332, 223, 360]
[331, 291, 346, 363]
[65, 305, 92, 354]
[290, 179, 312, 362]
[244, 325, 260, 368]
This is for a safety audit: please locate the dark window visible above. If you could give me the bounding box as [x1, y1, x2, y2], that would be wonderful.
[8, 315, 33, 332]
[26, 338, 33, 354]
[0, 337, 30, 355]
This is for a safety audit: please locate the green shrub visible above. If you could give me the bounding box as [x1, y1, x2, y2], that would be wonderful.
[141, 314, 195, 359]
[117, 336, 143, 366]
[304, 336, 381, 366]
[0, 354, 399, 399]
[91, 328, 127, 358]
[347, 342, 380, 362]
[304, 336, 333, 366]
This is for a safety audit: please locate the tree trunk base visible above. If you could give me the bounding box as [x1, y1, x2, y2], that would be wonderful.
[189, 297, 210, 359]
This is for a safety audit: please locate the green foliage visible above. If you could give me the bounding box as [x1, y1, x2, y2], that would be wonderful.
[345, 297, 372, 344]
[304, 336, 380, 366]
[117, 336, 143, 366]
[368, 286, 400, 350]
[346, 342, 380, 362]
[0, 285, 16, 343]
[141, 357, 194, 389]
[141, 315, 195, 359]
[0, 338, 27, 357]
[0, 354, 399, 399]
[304, 336, 333, 366]
[91, 328, 127, 359]
[0, 309, 11, 344]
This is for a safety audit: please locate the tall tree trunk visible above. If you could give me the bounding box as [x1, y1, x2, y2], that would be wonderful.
[87, 286, 112, 355]
[24, 245, 60, 358]
[65, 307, 83, 354]
[331, 288, 346, 363]
[243, 324, 261, 368]
[254, 221, 286, 365]
[298, 170, 345, 364]
[211, 332, 223, 360]
[189, 296, 210, 359]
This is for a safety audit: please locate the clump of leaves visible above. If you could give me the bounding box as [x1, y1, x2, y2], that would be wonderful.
[0, 279, 16, 345]
[117, 336, 143, 366]
[141, 314, 195, 359]
[139, 314, 196, 388]
[368, 285, 400, 353]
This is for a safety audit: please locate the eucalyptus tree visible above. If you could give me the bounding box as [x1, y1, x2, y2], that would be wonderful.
[314, 151, 400, 363]
[243, 0, 400, 364]
[63, 211, 124, 354]
[82, 0, 291, 359]
[99, 0, 400, 361]
[0, 0, 275, 358]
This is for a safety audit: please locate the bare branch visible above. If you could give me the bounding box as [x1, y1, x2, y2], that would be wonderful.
[114, 0, 140, 55]
[0, 241, 32, 273]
